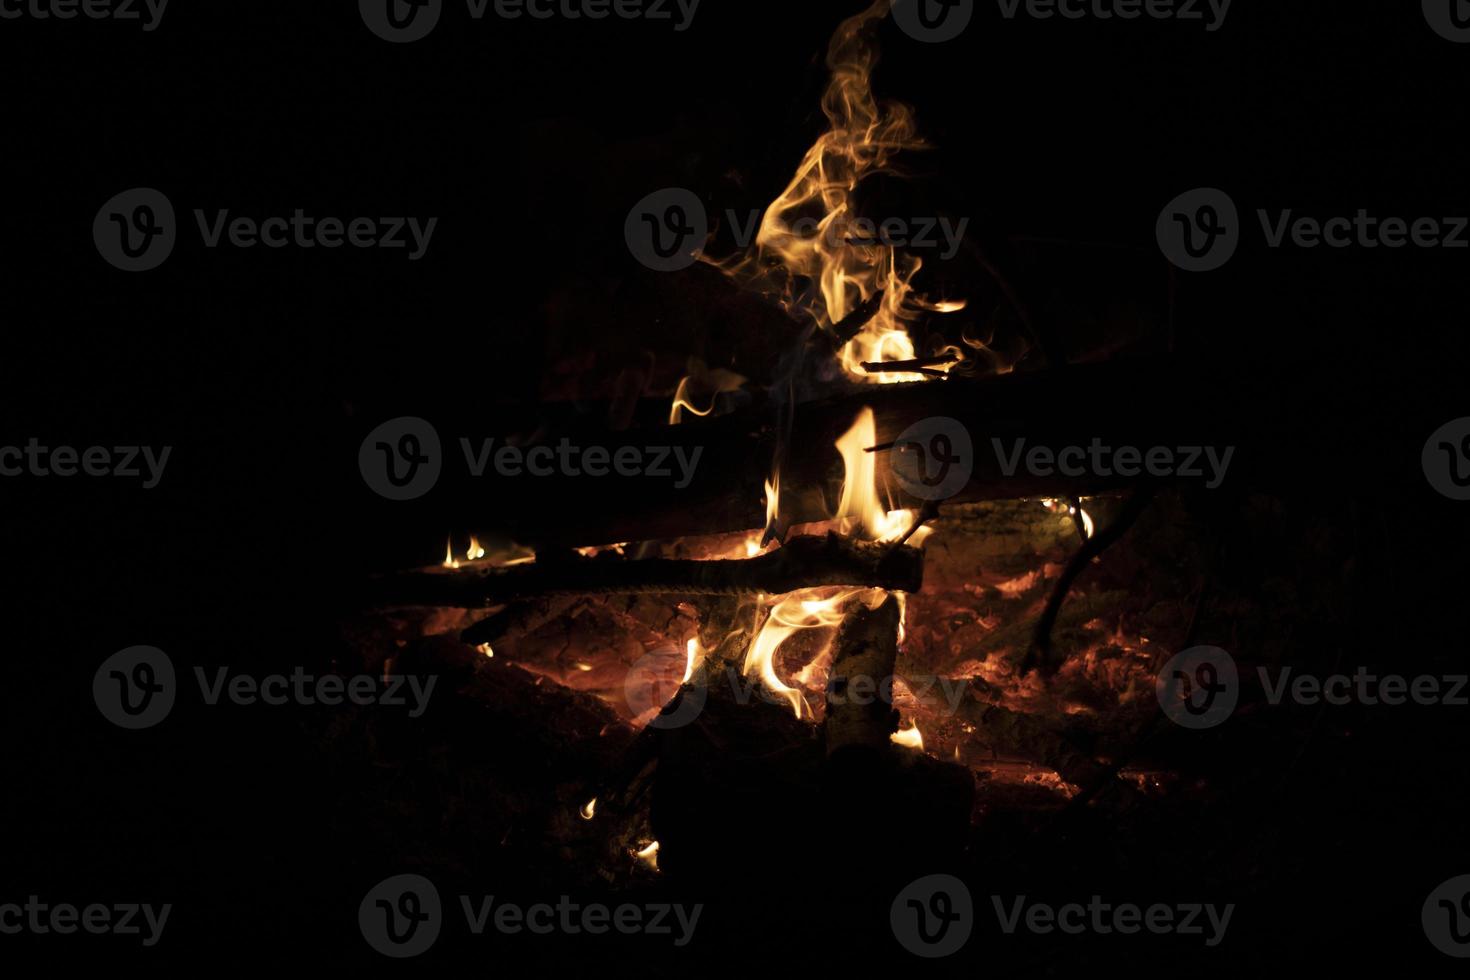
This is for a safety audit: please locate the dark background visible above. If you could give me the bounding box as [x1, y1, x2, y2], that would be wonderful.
[2, 0, 1469, 972]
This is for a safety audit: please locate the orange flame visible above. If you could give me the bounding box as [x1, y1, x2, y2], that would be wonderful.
[704, 0, 964, 382]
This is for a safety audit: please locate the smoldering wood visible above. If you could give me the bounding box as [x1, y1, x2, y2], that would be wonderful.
[362, 533, 924, 612]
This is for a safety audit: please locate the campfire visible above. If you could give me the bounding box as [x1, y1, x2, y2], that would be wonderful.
[355, 0, 1190, 894]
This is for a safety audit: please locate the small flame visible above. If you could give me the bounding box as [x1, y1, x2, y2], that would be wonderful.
[682, 637, 702, 684]
[476, 642, 494, 658]
[442, 537, 460, 569]
[580, 798, 597, 820]
[891, 722, 924, 751]
[466, 536, 486, 561]
[762, 476, 781, 543]
[635, 840, 660, 870]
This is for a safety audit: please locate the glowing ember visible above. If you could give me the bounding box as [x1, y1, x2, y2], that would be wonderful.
[476, 642, 494, 658]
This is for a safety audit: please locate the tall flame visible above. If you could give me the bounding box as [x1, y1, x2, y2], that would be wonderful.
[705, 0, 964, 382]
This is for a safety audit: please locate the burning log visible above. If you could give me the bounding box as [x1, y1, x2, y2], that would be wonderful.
[824, 594, 903, 755]
[363, 533, 923, 612]
[371, 355, 1287, 560]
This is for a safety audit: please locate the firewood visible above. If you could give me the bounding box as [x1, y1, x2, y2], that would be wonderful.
[824, 594, 903, 755]
[361, 533, 924, 611]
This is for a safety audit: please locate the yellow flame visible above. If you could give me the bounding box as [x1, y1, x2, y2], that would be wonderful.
[763, 476, 780, 542]
[443, 537, 460, 569]
[835, 408, 890, 538]
[466, 536, 486, 561]
[890, 722, 924, 751]
[743, 587, 886, 717]
[682, 637, 702, 684]
[476, 642, 494, 658]
[703, 0, 963, 383]
[635, 840, 660, 870]
[580, 798, 597, 820]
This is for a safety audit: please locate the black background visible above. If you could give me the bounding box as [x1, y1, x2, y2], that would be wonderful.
[3, 0, 1469, 972]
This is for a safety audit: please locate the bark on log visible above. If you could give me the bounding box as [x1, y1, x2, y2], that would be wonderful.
[824, 595, 903, 755]
[364, 533, 923, 610]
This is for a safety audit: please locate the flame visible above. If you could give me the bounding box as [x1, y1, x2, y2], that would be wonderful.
[580, 798, 597, 820]
[742, 587, 886, 717]
[1041, 498, 1094, 539]
[476, 642, 494, 658]
[669, 362, 747, 424]
[762, 476, 781, 543]
[890, 722, 924, 751]
[442, 537, 460, 569]
[466, 536, 486, 561]
[703, 0, 964, 382]
[682, 637, 702, 684]
[635, 840, 660, 870]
